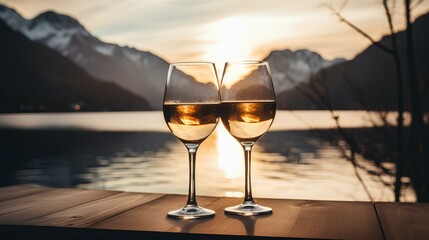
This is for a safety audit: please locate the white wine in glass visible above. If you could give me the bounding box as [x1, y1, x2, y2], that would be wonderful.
[220, 61, 276, 216]
[163, 62, 220, 219]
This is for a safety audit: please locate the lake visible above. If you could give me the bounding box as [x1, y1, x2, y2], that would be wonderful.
[0, 111, 415, 202]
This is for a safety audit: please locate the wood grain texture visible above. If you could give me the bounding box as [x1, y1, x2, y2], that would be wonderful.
[2, 186, 429, 239]
[0, 188, 120, 224]
[177, 197, 306, 237]
[91, 195, 384, 239]
[24, 192, 164, 227]
[0, 185, 52, 202]
[375, 202, 429, 240]
[0, 224, 281, 240]
[90, 194, 220, 232]
[289, 200, 384, 240]
[177, 198, 385, 239]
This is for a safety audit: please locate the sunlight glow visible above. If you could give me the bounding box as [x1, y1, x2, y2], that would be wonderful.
[3, 0, 429, 62]
[221, 64, 259, 88]
[175, 65, 218, 84]
[216, 123, 244, 179]
[200, 16, 256, 74]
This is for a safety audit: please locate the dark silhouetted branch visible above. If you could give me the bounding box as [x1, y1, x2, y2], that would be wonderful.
[383, 0, 406, 202]
[285, 53, 375, 201]
[410, 0, 424, 10]
[327, 4, 394, 54]
[404, 0, 428, 202]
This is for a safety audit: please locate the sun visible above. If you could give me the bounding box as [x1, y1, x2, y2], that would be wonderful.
[200, 16, 255, 74]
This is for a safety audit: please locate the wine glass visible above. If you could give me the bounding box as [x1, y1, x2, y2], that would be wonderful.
[220, 61, 276, 216]
[163, 62, 220, 219]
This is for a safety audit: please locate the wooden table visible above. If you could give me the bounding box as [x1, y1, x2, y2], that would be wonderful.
[0, 185, 428, 239]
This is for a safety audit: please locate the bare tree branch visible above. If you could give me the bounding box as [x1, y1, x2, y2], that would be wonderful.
[383, 0, 396, 35]
[382, 0, 407, 202]
[292, 53, 376, 201]
[410, 0, 424, 10]
[282, 50, 377, 201]
[327, 4, 394, 54]
[343, 76, 396, 147]
[338, 0, 349, 12]
[404, 0, 429, 202]
[291, 110, 394, 194]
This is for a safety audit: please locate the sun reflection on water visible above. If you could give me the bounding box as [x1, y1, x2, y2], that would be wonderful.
[216, 123, 244, 180]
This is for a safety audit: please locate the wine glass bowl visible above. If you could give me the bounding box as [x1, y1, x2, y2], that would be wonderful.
[221, 101, 276, 143]
[163, 103, 219, 144]
[220, 61, 276, 216]
[163, 62, 220, 219]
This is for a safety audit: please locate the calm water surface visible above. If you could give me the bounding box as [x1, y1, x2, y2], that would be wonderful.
[0, 111, 415, 202]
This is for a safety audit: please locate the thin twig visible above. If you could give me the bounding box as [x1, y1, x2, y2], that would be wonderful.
[383, 0, 396, 35]
[286, 53, 375, 201]
[410, 0, 424, 10]
[327, 5, 394, 54]
[291, 110, 390, 198]
[383, 0, 406, 202]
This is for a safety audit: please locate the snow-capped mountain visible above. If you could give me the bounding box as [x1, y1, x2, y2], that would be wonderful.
[24, 11, 90, 49]
[0, 4, 347, 108]
[0, 4, 27, 30]
[0, 5, 169, 109]
[0, 19, 151, 112]
[264, 49, 345, 93]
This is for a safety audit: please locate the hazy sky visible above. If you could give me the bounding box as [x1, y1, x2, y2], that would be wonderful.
[1, 0, 428, 64]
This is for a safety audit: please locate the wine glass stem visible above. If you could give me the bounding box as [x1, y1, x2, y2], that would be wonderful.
[185, 143, 199, 206]
[242, 142, 255, 203]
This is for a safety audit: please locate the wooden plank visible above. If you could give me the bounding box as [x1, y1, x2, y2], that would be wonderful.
[1, 224, 279, 240]
[375, 202, 429, 240]
[91, 195, 383, 239]
[90, 194, 221, 232]
[289, 201, 384, 240]
[166, 198, 383, 239]
[176, 197, 306, 237]
[0, 185, 52, 202]
[0, 186, 388, 239]
[0, 188, 120, 224]
[24, 192, 164, 227]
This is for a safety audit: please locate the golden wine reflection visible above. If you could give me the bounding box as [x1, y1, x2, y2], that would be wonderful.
[177, 105, 200, 125]
[239, 103, 260, 123]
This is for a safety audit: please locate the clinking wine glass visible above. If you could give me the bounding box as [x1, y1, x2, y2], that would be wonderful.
[220, 61, 276, 216]
[163, 62, 220, 219]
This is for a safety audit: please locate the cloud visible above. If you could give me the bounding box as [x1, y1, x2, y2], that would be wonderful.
[1, 0, 428, 61]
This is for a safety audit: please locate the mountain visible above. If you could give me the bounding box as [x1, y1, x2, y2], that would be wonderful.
[264, 49, 345, 93]
[277, 12, 429, 110]
[0, 19, 150, 112]
[0, 4, 169, 109]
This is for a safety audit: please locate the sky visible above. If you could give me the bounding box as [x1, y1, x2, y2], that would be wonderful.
[1, 0, 429, 64]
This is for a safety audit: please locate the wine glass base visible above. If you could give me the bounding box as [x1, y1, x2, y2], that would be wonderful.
[225, 202, 272, 216]
[167, 206, 215, 220]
